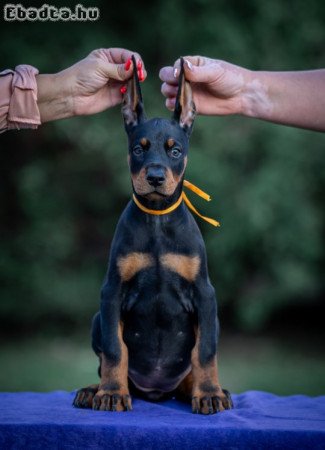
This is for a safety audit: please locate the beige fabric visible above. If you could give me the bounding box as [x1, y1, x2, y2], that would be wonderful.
[0, 64, 41, 133]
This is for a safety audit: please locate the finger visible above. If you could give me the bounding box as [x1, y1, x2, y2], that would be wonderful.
[108, 48, 147, 81]
[166, 97, 176, 111]
[182, 59, 224, 84]
[100, 60, 148, 82]
[99, 61, 130, 81]
[103, 47, 141, 65]
[181, 55, 206, 66]
[90, 48, 147, 81]
[89, 47, 140, 65]
[159, 58, 181, 82]
[168, 57, 196, 80]
[161, 82, 178, 98]
[160, 56, 209, 82]
[172, 58, 182, 77]
[166, 55, 220, 83]
[159, 66, 178, 85]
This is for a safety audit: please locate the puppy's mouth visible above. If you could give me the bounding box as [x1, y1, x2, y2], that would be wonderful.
[144, 190, 168, 201]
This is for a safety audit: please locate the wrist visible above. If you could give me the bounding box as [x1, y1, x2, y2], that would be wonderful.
[36, 72, 74, 122]
[240, 70, 273, 120]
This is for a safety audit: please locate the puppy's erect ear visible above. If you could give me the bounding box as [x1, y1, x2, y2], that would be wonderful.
[172, 57, 196, 137]
[122, 55, 146, 133]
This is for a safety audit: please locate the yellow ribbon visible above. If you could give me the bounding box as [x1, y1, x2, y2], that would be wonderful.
[132, 179, 220, 227]
[132, 192, 183, 215]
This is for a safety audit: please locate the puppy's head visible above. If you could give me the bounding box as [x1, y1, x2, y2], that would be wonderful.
[122, 57, 196, 203]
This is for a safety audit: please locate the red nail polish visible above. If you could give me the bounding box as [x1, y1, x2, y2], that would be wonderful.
[124, 59, 132, 71]
[120, 85, 127, 94]
[138, 71, 144, 82]
[137, 60, 142, 69]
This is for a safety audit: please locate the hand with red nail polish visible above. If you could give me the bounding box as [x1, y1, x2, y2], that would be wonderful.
[37, 48, 147, 122]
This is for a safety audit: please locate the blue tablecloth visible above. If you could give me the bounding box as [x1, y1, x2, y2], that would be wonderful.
[0, 391, 324, 449]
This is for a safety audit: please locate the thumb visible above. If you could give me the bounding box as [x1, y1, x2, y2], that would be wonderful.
[100, 60, 147, 82]
[183, 59, 224, 84]
[100, 61, 130, 81]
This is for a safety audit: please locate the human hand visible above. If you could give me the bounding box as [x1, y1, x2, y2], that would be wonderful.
[159, 56, 252, 116]
[37, 48, 146, 122]
[160, 55, 325, 131]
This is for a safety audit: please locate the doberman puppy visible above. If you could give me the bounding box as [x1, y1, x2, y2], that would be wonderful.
[73, 57, 233, 414]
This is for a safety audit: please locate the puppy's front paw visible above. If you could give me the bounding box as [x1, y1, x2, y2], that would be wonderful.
[219, 389, 234, 410]
[92, 388, 132, 412]
[73, 384, 99, 409]
[192, 388, 233, 414]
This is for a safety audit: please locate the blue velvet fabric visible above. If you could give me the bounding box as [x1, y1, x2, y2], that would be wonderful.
[0, 391, 324, 449]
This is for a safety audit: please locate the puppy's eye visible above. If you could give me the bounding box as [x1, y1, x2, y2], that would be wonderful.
[170, 148, 182, 158]
[132, 146, 143, 156]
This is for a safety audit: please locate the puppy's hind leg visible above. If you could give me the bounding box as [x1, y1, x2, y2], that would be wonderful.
[73, 313, 102, 409]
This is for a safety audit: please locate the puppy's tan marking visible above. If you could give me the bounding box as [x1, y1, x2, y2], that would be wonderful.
[166, 138, 175, 148]
[131, 168, 149, 195]
[118, 252, 154, 281]
[140, 137, 149, 147]
[190, 327, 233, 413]
[174, 155, 187, 183]
[191, 328, 220, 396]
[96, 321, 131, 411]
[160, 253, 200, 281]
[163, 156, 188, 195]
[99, 322, 128, 392]
[131, 156, 187, 197]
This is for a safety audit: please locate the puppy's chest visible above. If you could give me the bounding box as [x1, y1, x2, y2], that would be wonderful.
[118, 249, 200, 319]
[117, 250, 201, 284]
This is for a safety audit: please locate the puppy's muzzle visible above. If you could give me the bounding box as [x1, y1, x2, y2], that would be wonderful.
[146, 165, 166, 188]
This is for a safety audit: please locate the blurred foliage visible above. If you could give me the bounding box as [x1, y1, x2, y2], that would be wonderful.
[0, 0, 324, 333]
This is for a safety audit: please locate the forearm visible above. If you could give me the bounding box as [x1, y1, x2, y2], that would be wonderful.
[241, 69, 325, 131]
[36, 72, 73, 123]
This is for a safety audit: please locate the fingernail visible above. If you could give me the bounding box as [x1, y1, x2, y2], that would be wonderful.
[138, 65, 144, 81]
[120, 85, 127, 94]
[136, 60, 144, 81]
[185, 59, 193, 70]
[138, 71, 144, 82]
[124, 59, 132, 71]
[173, 68, 178, 78]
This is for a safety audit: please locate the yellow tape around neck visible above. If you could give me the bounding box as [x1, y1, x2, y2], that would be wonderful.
[132, 192, 183, 215]
[132, 180, 220, 227]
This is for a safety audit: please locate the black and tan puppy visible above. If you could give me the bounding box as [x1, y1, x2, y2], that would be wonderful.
[73, 57, 233, 414]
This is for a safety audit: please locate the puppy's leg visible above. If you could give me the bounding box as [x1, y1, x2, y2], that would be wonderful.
[191, 349, 233, 414]
[91, 280, 131, 412]
[73, 384, 99, 408]
[93, 320, 131, 411]
[73, 313, 102, 409]
[73, 304, 131, 412]
[176, 367, 232, 414]
[189, 282, 233, 414]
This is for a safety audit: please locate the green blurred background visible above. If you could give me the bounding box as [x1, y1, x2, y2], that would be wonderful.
[0, 0, 324, 396]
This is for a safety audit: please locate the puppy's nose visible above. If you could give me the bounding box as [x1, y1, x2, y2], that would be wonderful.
[146, 166, 166, 187]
